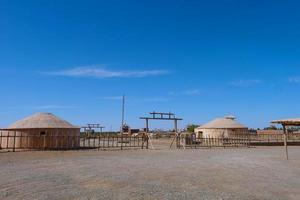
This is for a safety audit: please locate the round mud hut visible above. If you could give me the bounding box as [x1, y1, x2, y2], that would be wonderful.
[0, 112, 80, 150]
[194, 115, 249, 138]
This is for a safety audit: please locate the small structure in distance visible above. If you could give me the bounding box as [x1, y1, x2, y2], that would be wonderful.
[121, 123, 140, 135]
[81, 124, 105, 134]
[195, 115, 249, 138]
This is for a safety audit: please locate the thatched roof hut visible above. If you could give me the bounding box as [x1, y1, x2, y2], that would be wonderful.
[7, 112, 79, 129]
[0, 112, 80, 150]
[195, 116, 248, 138]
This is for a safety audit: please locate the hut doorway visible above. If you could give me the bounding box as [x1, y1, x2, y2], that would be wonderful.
[197, 131, 203, 138]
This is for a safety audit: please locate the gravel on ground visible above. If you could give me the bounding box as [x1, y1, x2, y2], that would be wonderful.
[0, 139, 299, 200]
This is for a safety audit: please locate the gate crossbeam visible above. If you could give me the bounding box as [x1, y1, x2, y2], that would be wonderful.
[140, 112, 183, 149]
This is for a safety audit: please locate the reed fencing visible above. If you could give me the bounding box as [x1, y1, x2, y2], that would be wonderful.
[80, 134, 148, 150]
[0, 131, 148, 152]
[176, 133, 300, 148]
[177, 135, 250, 149]
[231, 133, 300, 144]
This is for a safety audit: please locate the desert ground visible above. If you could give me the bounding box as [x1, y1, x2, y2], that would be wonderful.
[0, 138, 300, 200]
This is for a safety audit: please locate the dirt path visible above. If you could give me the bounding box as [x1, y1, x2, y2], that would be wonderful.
[0, 145, 300, 200]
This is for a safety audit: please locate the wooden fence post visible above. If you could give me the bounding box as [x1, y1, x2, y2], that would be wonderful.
[0, 131, 2, 150]
[142, 133, 144, 149]
[67, 135, 70, 150]
[20, 132, 22, 149]
[121, 133, 123, 150]
[98, 135, 100, 150]
[146, 135, 149, 149]
[283, 125, 289, 160]
[13, 131, 16, 152]
[43, 135, 46, 150]
[6, 131, 9, 149]
[26, 134, 29, 150]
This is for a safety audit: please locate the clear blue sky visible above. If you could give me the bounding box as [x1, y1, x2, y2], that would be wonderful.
[1, 0, 300, 130]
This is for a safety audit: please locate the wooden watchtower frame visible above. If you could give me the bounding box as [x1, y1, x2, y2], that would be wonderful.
[140, 112, 182, 149]
[82, 124, 105, 134]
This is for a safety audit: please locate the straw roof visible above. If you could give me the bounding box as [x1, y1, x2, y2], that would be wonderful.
[272, 118, 300, 126]
[199, 116, 247, 129]
[7, 112, 79, 129]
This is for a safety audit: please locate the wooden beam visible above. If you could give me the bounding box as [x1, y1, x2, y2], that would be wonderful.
[146, 119, 149, 133]
[140, 117, 182, 121]
[283, 125, 289, 160]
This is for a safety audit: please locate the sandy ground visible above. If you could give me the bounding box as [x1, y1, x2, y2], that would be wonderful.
[0, 139, 300, 200]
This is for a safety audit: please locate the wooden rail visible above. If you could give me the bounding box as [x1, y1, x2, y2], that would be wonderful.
[80, 134, 148, 150]
[0, 132, 149, 152]
[231, 133, 300, 144]
[178, 133, 300, 148]
[177, 136, 251, 149]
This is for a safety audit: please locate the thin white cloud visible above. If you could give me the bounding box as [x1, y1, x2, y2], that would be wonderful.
[230, 79, 262, 87]
[168, 89, 201, 96]
[44, 66, 170, 78]
[289, 77, 300, 83]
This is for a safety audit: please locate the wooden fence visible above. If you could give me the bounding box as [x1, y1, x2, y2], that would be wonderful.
[177, 135, 251, 149]
[176, 133, 300, 148]
[0, 133, 149, 152]
[231, 133, 300, 144]
[80, 134, 148, 150]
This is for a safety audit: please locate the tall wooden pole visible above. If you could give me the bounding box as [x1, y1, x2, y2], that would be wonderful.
[146, 119, 149, 133]
[170, 119, 180, 149]
[145, 118, 154, 149]
[174, 119, 178, 133]
[120, 95, 125, 149]
[283, 124, 289, 160]
[121, 95, 125, 134]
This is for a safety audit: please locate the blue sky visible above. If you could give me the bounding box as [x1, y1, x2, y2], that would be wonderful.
[1, 0, 300, 130]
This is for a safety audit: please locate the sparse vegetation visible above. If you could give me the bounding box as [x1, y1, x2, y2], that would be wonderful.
[186, 124, 199, 133]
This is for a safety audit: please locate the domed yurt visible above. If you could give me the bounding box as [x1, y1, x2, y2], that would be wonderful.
[0, 113, 80, 150]
[194, 115, 249, 138]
